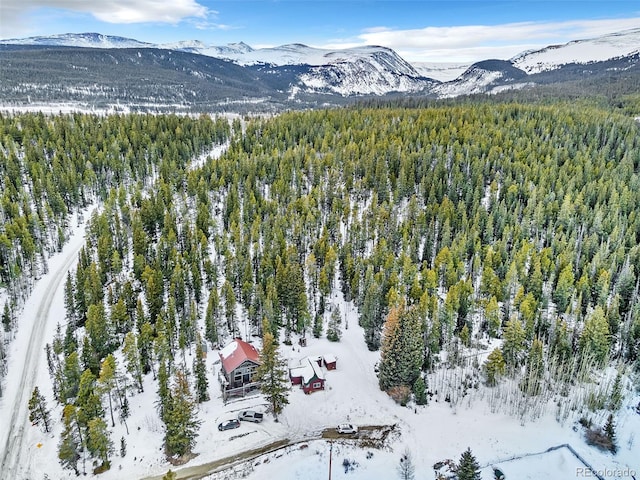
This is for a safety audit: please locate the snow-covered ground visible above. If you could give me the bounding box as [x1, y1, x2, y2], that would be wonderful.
[5, 273, 638, 480]
[0, 211, 92, 480]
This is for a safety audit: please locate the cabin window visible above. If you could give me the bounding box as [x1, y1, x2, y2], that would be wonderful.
[312, 382, 321, 389]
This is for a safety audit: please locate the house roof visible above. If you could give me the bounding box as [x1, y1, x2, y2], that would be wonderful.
[219, 339, 260, 374]
[296, 357, 325, 384]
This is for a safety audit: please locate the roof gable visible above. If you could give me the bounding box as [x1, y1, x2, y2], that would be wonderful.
[219, 339, 261, 374]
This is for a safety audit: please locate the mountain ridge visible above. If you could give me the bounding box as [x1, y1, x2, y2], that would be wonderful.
[1, 29, 639, 110]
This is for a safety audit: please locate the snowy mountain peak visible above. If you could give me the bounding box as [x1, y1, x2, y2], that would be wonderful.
[227, 42, 253, 53]
[0, 32, 152, 49]
[512, 27, 640, 74]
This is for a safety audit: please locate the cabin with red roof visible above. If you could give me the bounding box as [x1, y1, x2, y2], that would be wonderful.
[218, 338, 261, 400]
[289, 357, 326, 394]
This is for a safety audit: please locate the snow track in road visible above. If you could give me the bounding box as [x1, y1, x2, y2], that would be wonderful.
[0, 224, 88, 480]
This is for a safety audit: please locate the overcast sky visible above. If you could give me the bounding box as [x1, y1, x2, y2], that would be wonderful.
[1, 1, 639, 63]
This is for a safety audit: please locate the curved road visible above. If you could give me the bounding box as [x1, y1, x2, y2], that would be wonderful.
[0, 228, 86, 480]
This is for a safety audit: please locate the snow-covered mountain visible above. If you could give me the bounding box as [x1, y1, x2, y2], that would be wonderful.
[0, 33, 431, 97]
[1, 28, 639, 106]
[434, 59, 528, 98]
[0, 32, 152, 49]
[512, 27, 640, 74]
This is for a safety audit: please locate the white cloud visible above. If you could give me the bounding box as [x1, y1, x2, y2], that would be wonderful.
[327, 17, 640, 63]
[1, 0, 209, 37]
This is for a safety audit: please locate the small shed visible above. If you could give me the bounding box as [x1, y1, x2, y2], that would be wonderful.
[322, 354, 337, 370]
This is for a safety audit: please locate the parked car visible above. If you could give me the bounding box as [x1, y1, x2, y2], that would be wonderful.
[238, 410, 264, 423]
[336, 423, 357, 434]
[218, 419, 241, 431]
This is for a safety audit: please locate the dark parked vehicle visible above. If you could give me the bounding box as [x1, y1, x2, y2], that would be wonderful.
[218, 419, 241, 431]
[238, 410, 264, 423]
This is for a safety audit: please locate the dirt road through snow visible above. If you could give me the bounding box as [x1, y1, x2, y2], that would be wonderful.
[0, 227, 87, 480]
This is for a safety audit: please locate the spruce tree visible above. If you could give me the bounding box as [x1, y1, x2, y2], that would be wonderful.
[484, 348, 506, 386]
[522, 338, 544, 395]
[378, 305, 424, 392]
[62, 351, 81, 402]
[579, 306, 610, 366]
[2, 301, 12, 332]
[256, 319, 289, 420]
[609, 371, 623, 411]
[193, 334, 209, 403]
[604, 414, 617, 454]
[123, 331, 144, 392]
[326, 307, 342, 342]
[163, 369, 201, 457]
[163, 470, 177, 480]
[501, 318, 526, 369]
[413, 376, 428, 405]
[456, 447, 481, 480]
[98, 354, 118, 427]
[87, 417, 113, 471]
[58, 404, 81, 476]
[28, 386, 51, 433]
[397, 448, 415, 480]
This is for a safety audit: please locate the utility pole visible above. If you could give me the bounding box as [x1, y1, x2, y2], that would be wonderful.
[328, 441, 333, 480]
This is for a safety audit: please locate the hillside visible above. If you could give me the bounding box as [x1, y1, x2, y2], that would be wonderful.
[1, 104, 639, 478]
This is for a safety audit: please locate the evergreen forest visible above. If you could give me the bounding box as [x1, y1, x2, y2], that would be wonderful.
[2, 101, 640, 471]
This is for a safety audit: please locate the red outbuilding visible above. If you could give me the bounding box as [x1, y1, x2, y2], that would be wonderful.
[322, 354, 337, 370]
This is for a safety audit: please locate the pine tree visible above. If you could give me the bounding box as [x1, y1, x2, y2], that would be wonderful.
[163, 369, 201, 457]
[397, 448, 415, 480]
[204, 287, 219, 345]
[456, 447, 481, 480]
[28, 386, 51, 432]
[604, 413, 617, 454]
[193, 334, 209, 403]
[378, 305, 424, 392]
[256, 319, 289, 420]
[502, 318, 526, 369]
[522, 338, 544, 395]
[123, 331, 144, 392]
[76, 369, 103, 430]
[312, 314, 323, 338]
[553, 264, 575, 313]
[98, 354, 118, 427]
[579, 306, 610, 366]
[157, 360, 171, 423]
[87, 417, 113, 471]
[138, 321, 154, 375]
[58, 404, 82, 476]
[2, 301, 12, 332]
[484, 348, 506, 386]
[459, 323, 470, 347]
[120, 436, 127, 457]
[326, 307, 342, 342]
[64, 271, 76, 326]
[62, 351, 82, 402]
[163, 470, 177, 480]
[413, 376, 428, 405]
[609, 371, 623, 411]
